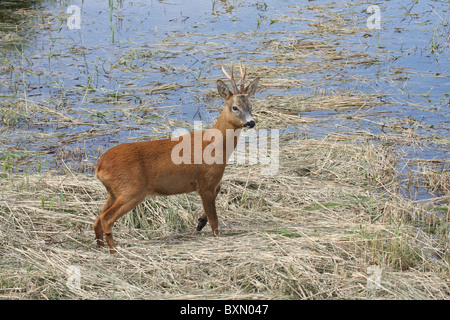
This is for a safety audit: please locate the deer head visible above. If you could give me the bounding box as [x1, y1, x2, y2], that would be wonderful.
[217, 61, 260, 129]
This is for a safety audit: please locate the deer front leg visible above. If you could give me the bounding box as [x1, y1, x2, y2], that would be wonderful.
[197, 184, 220, 232]
[198, 188, 219, 236]
[196, 215, 208, 231]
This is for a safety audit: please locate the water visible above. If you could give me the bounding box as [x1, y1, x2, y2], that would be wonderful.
[0, 0, 448, 200]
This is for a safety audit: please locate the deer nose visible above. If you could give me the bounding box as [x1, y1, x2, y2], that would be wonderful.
[244, 120, 255, 128]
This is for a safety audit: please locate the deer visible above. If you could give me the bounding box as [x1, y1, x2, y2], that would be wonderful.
[93, 62, 259, 253]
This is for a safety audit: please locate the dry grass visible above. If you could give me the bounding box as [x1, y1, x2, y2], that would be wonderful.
[0, 0, 448, 301]
[1, 136, 448, 300]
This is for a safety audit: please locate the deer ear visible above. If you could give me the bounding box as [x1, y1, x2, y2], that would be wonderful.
[244, 77, 260, 96]
[217, 80, 232, 100]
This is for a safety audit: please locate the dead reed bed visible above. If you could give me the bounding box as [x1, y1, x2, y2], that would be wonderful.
[0, 135, 448, 300]
[0, 0, 448, 301]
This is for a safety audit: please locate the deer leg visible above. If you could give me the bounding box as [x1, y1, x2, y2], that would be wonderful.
[196, 214, 208, 231]
[98, 195, 145, 254]
[197, 184, 220, 232]
[94, 193, 115, 248]
[198, 188, 219, 236]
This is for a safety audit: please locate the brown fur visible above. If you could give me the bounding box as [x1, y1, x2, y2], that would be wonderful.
[94, 68, 259, 253]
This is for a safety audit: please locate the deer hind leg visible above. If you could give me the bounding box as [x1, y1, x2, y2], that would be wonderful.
[197, 184, 220, 232]
[94, 193, 115, 248]
[97, 194, 145, 254]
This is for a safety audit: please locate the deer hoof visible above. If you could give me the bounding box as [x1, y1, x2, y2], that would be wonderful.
[96, 239, 105, 248]
[196, 217, 208, 231]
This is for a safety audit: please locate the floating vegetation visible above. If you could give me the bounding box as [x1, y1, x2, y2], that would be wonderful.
[0, 0, 448, 300]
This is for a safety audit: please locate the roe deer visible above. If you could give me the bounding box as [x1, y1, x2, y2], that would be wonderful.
[94, 62, 259, 253]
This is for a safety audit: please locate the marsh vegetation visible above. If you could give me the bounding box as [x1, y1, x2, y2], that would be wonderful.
[0, 0, 448, 299]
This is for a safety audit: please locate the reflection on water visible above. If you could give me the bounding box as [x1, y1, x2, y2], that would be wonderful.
[0, 0, 448, 201]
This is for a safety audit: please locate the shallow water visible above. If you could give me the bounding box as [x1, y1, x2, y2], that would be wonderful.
[0, 0, 448, 200]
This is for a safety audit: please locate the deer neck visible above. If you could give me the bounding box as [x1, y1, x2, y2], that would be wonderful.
[214, 108, 242, 141]
[211, 107, 242, 163]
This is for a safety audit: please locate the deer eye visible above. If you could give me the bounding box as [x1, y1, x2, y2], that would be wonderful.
[232, 106, 239, 112]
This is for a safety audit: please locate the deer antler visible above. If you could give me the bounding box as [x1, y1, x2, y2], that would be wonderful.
[221, 61, 239, 94]
[239, 61, 247, 93]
